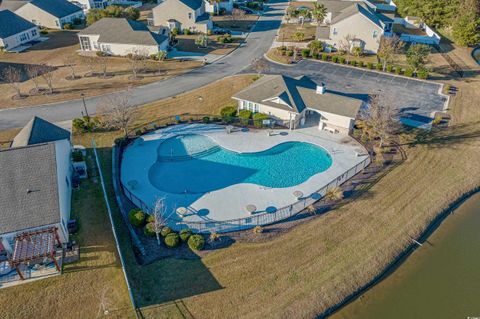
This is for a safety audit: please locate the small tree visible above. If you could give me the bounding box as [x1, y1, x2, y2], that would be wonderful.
[97, 55, 109, 78]
[152, 197, 167, 246]
[251, 57, 269, 75]
[128, 47, 148, 80]
[406, 44, 430, 72]
[377, 35, 403, 71]
[40, 64, 55, 94]
[230, 8, 246, 27]
[63, 56, 78, 80]
[1, 66, 23, 98]
[195, 34, 208, 48]
[98, 90, 138, 137]
[297, 8, 311, 27]
[26, 64, 42, 94]
[360, 94, 398, 148]
[324, 186, 344, 202]
[308, 40, 323, 56]
[351, 46, 363, 57]
[312, 3, 327, 23]
[338, 34, 354, 54]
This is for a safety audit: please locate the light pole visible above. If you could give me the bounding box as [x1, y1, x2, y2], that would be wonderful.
[80, 93, 89, 118]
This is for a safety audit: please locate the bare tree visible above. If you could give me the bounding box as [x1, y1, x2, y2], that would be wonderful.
[62, 56, 78, 80]
[127, 47, 148, 80]
[230, 8, 246, 27]
[82, 56, 97, 77]
[152, 197, 167, 246]
[360, 94, 399, 148]
[40, 64, 55, 94]
[26, 64, 42, 94]
[1, 66, 23, 98]
[338, 34, 355, 54]
[377, 35, 404, 71]
[98, 90, 138, 137]
[251, 57, 269, 76]
[97, 55, 109, 78]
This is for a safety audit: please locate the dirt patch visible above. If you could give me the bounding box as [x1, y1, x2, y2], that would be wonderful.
[212, 14, 258, 32]
[174, 34, 241, 55]
[278, 23, 317, 42]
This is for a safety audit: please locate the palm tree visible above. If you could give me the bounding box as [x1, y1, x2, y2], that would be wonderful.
[312, 3, 327, 24]
[324, 186, 344, 202]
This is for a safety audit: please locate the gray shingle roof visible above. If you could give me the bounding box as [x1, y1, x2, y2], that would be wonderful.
[319, 0, 390, 28]
[79, 18, 168, 46]
[0, 10, 36, 39]
[11, 116, 70, 148]
[232, 75, 363, 118]
[30, 0, 82, 18]
[0, 143, 61, 235]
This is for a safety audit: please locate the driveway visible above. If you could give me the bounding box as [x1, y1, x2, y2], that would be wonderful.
[246, 59, 448, 126]
[0, 1, 288, 130]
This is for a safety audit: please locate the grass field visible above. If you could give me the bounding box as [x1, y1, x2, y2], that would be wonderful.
[175, 35, 242, 55]
[0, 31, 202, 109]
[278, 23, 317, 42]
[0, 47, 479, 318]
[212, 15, 258, 33]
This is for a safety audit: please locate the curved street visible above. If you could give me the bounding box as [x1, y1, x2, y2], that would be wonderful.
[0, 1, 287, 130]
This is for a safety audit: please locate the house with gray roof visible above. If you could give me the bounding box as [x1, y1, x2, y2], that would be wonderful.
[11, 116, 71, 148]
[232, 75, 364, 134]
[151, 0, 213, 34]
[315, 0, 393, 54]
[78, 18, 169, 56]
[1, 0, 84, 29]
[0, 141, 73, 257]
[0, 10, 40, 51]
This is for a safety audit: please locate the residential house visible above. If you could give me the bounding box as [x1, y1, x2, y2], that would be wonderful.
[68, 0, 111, 11]
[151, 0, 213, 34]
[0, 0, 84, 29]
[232, 75, 364, 134]
[204, 0, 233, 14]
[316, 1, 393, 54]
[0, 10, 40, 51]
[78, 18, 169, 56]
[0, 117, 73, 280]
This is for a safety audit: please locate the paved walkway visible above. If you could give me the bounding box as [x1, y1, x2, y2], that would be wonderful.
[0, 1, 288, 130]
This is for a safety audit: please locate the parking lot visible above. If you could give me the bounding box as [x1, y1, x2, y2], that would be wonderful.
[252, 59, 448, 127]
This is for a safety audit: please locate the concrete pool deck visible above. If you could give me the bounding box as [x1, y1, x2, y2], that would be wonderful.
[120, 124, 369, 231]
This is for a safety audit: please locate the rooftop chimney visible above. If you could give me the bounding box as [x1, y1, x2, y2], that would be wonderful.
[316, 82, 326, 95]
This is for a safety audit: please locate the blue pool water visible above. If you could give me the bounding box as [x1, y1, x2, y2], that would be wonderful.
[149, 134, 332, 194]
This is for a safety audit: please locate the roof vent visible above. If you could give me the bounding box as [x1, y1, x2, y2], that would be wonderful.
[316, 83, 326, 95]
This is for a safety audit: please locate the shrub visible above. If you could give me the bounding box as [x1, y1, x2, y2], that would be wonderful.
[416, 69, 429, 79]
[321, 53, 328, 61]
[63, 23, 73, 30]
[146, 214, 155, 223]
[72, 116, 99, 133]
[209, 232, 220, 242]
[395, 66, 402, 75]
[160, 226, 173, 237]
[202, 116, 210, 123]
[253, 225, 263, 233]
[220, 105, 237, 123]
[252, 112, 269, 128]
[238, 109, 252, 126]
[183, 28, 191, 35]
[72, 150, 84, 162]
[367, 62, 373, 69]
[332, 56, 338, 63]
[386, 65, 393, 72]
[219, 7, 226, 15]
[358, 61, 364, 67]
[144, 222, 156, 237]
[312, 52, 319, 59]
[207, 29, 213, 36]
[188, 234, 205, 250]
[404, 68, 414, 77]
[128, 208, 145, 228]
[40, 29, 48, 35]
[135, 129, 142, 136]
[376, 63, 382, 70]
[339, 57, 346, 64]
[164, 233, 180, 248]
[286, 50, 294, 57]
[171, 27, 179, 36]
[179, 229, 193, 242]
[301, 49, 310, 58]
[350, 60, 357, 67]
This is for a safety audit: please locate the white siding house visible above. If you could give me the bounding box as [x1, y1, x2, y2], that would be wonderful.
[232, 75, 364, 134]
[0, 10, 40, 51]
[78, 18, 169, 56]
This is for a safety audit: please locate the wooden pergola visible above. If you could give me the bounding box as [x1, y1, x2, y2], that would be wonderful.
[10, 227, 61, 280]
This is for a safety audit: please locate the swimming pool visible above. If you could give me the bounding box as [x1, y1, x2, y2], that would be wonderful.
[149, 134, 332, 194]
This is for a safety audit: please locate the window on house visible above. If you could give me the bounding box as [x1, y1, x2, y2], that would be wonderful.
[333, 27, 337, 35]
[188, 12, 192, 19]
[55, 20, 59, 27]
[373, 30, 378, 38]
[79, 36, 91, 50]
[31, 29, 37, 36]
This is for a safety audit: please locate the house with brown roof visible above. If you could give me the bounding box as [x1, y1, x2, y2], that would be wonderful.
[232, 75, 364, 134]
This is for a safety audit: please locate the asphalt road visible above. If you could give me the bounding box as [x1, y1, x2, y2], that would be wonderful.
[243, 59, 448, 125]
[0, 1, 287, 130]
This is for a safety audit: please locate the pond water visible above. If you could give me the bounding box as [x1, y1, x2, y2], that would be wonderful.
[332, 192, 480, 319]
